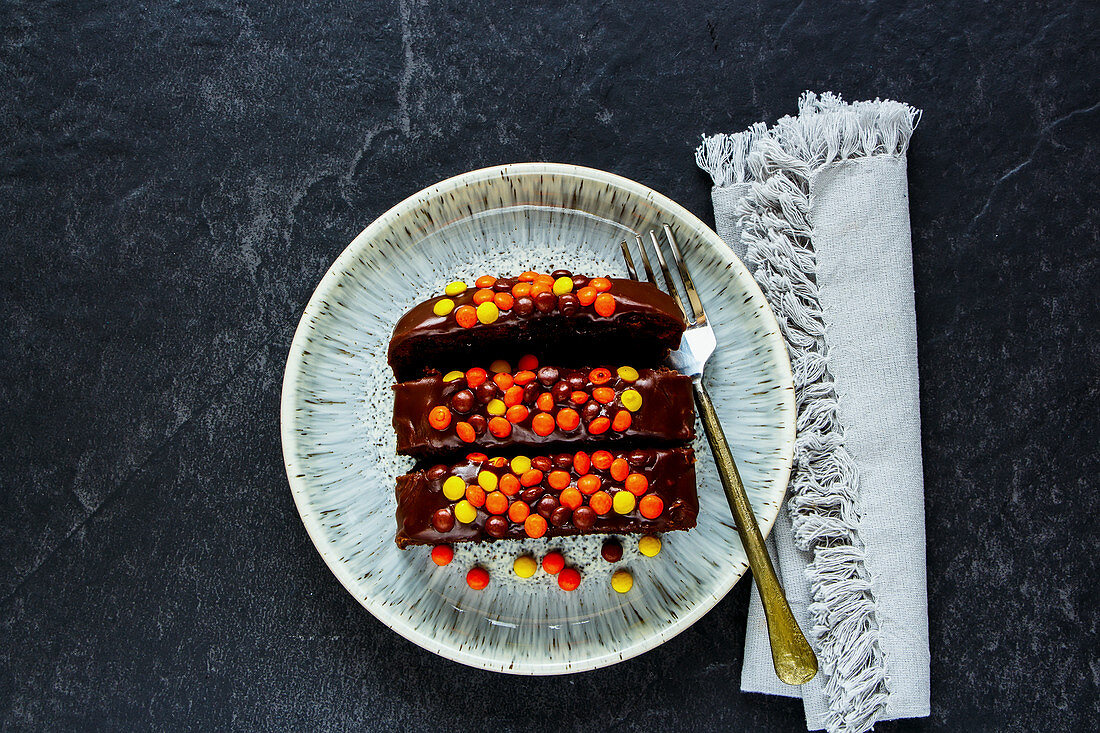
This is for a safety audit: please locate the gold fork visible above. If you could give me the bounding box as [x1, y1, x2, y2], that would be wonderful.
[620, 226, 818, 685]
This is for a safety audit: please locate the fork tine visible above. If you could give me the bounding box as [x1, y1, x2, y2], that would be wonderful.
[618, 240, 639, 280]
[648, 229, 689, 322]
[663, 224, 706, 324]
[633, 234, 658, 284]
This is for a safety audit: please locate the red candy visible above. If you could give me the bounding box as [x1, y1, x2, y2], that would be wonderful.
[556, 408, 580, 431]
[531, 413, 555, 436]
[589, 367, 612, 385]
[542, 551, 565, 575]
[594, 293, 616, 317]
[592, 387, 616, 404]
[557, 567, 581, 591]
[518, 354, 539, 370]
[455, 305, 477, 328]
[466, 452, 489, 463]
[428, 405, 452, 430]
[465, 367, 488, 388]
[506, 404, 529, 423]
[612, 409, 632, 432]
[513, 370, 537, 385]
[456, 422, 476, 443]
[570, 390, 589, 405]
[610, 458, 630, 482]
[591, 450, 613, 470]
[587, 417, 611, 435]
[493, 372, 514, 390]
[639, 494, 664, 519]
[488, 416, 512, 438]
[466, 567, 490, 590]
[431, 545, 454, 566]
[573, 451, 591, 474]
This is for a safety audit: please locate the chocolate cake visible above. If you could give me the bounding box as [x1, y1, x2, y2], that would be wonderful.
[393, 362, 695, 458]
[387, 272, 686, 381]
[395, 447, 698, 547]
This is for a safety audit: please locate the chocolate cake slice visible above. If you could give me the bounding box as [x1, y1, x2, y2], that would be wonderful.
[394, 362, 695, 458]
[395, 447, 697, 547]
[388, 272, 686, 381]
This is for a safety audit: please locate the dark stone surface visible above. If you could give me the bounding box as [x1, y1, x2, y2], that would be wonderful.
[1, 0, 1097, 730]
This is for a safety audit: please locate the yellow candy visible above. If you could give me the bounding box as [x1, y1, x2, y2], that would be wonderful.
[638, 535, 662, 557]
[552, 276, 573, 295]
[433, 298, 455, 316]
[476, 301, 499, 324]
[489, 359, 511, 374]
[613, 490, 636, 515]
[513, 555, 538, 578]
[510, 455, 532, 475]
[620, 388, 643, 412]
[486, 399, 506, 416]
[443, 370, 465, 382]
[444, 281, 467, 296]
[442, 476, 467, 501]
[454, 499, 477, 524]
[477, 470, 498, 491]
[616, 366, 639, 382]
[611, 570, 634, 593]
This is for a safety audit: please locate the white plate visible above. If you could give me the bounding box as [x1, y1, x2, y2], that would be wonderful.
[280, 163, 794, 674]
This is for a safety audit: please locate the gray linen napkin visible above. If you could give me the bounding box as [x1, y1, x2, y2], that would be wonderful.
[696, 93, 930, 733]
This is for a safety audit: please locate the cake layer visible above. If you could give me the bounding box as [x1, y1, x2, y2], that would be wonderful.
[393, 362, 695, 458]
[395, 447, 697, 548]
[387, 272, 686, 380]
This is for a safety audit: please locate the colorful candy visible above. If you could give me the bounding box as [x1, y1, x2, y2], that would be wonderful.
[486, 398, 506, 416]
[428, 406, 452, 430]
[431, 545, 454, 566]
[639, 494, 664, 519]
[589, 367, 612, 385]
[611, 410, 632, 432]
[443, 370, 465, 382]
[444, 280, 467, 296]
[542, 551, 565, 575]
[531, 412, 555, 436]
[557, 567, 581, 591]
[433, 298, 455, 316]
[611, 570, 633, 593]
[625, 473, 649, 496]
[601, 539, 623, 562]
[559, 487, 583, 510]
[610, 458, 630, 482]
[477, 470, 498, 491]
[620, 388, 643, 412]
[556, 408, 580, 431]
[594, 292, 616, 316]
[499, 473, 521, 496]
[510, 455, 532, 474]
[455, 305, 477, 328]
[476, 301, 499, 324]
[592, 387, 616, 404]
[465, 484, 486, 508]
[524, 514, 548, 538]
[465, 367, 488, 387]
[616, 366, 639, 382]
[589, 277, 612, 292]
[472, 288, 494, 305]
[466, 567, 490, 589]
[577, 473, 600, 495]
[455, 421, 476, 443]
[638, 535, 662, 557]
[442, 476, 467, 501]
[587, 416, 610, 434]
[485, 490, 508, 515]
[613, 490, 636, 514]
[552, 276, 573, 295]
[454, 499, 477, 524]
[475, 275, 497, 288]
[508, 500, 530, 523]
[590, 490, 612, 515]
[547, 470, 571, 490]
[488, 416, 512, 438]
[513, 555, 538, 578]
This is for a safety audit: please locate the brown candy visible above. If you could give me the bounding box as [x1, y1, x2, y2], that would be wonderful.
[566, 374, 587, 390]
[551, 381, 571, 402]
[536, 495, 559, 519]
[601, 539, 624, 562]
[558, 293, 579, 315]
[537, 366, 560, 386]
[551, 269, 572, 279]
[514, 296, 534, 315]
[475, 382, 497, 403]
[432, 508, 456, 533]
[520, 486, 542, 504]
[534, 291, 556, 313]
[425, 464, 448, 481]
[549, 506, 572, 527]
[522, 383, 540, 404]
[552, 452, 573, 468]
[627, 449, 654, 467]
[572, 506, 596, 529]
[532, 456, 553, 472]
[484, 515, 508, 538]
[450, 389, 475, 413]
[571, 274, 589, 290]
[582, 401, 602, 421]
[468, 414, 487, 434]
[492, 278, 513, 293]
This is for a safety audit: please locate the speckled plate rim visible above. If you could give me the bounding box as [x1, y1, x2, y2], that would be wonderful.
[280, 162, 795, 675]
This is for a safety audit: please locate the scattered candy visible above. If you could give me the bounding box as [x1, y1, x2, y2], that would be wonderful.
[589, 277, 612, 292]
[485, 490, 508, 515]
[442, 476, 467, 501]
[616, 366, 639, 382]
[499, 473, 520, 496]
[455, 305, 477, 328]
[577, 286, 597, 306]
[557, 567, 581, 591]
[510, 455, 532, 474]
[476, 301, 499, 324]
[559, 487, 583, 510]
[477, 470, 498, 491]
[625, 473, 649, 496]
[508, 500, 530, 523]
[610, 458, 630, 482]
[620, 388, 643, 412]
[556, 408, 580, 431]
[519, 468, 543, 487]
[587, 416, 610, 434]
[475, 275, 497, 288]
[472, 288, 494, 305]
[513, 555, 538, 578]
[589, 367, 612, 384]
[524, 514, 548, 538]
[432, 508, 455, 532]
[594, 292, 616, 316]
[611, 410, 633, 432]
[433, 298, 455, 316]
[613, 490, 636, 514]
[611, 570, 633, 593]
[638, 535, 662, 557]
[513, 369, 536, 385]
[531, 412, 555, 436]
[639, 494, 664, 519]
[590, 490, 613, 515]
[518, 354, 539, 370]
[466, 567, 490, 589]
[573, 451, 591, 474]
[454, 499, 477, 524]
[493, 292, 515, 310]
[577, 473, 601, 494]
[456, 421, 476, 443]
[489, 359, 511, 374]
[428, 405, 452, 430]
[592, 387, 616, 404]
[601, 539, 623, 562]
[465, 367, 487, 388]
[486, 398, 506, 416]
[548, 470, 571, 490]
[488, 416, 512, 437]
[552, 276, 574, 295]
[444, 280, 467, 296]
[465, 484, 486, 507]
[542, 551, 565, 575]
[443, 370, 465, 382]
[591, 450, 614, 470]
[431, 545, 454, 566]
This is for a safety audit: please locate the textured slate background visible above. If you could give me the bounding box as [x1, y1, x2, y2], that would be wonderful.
[2, 0, 1097, 730]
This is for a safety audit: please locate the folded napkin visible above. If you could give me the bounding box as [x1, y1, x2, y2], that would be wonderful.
[696, 93, 930, 733]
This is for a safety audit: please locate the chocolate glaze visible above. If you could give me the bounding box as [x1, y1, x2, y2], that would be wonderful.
[393, 366, 695, 457]
[387, 278, 687, 380]
[394, 447, 698, 547]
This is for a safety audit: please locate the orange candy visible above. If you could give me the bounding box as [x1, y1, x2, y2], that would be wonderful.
[639, 494, 664, 519]
[489, 456, 507, 468]
[493, 292, 515, 311]
[508, 500, 530, 523]
[560, 488, 583, 510]
[556, 408, 580, 431]
[504, 385, 524, 406]
[466, 567, 490, 590]
[456, 422, 476, 443]
[465, 367, 488, 388]
[589, 277, 612, 292]
[591, 450, 614, 470]
[517, 271, 538, 282]
[589, 367, 612, 384]
[524, 514, 548, 538]
[475, 275, 498, 288]
[532, 412, 555, 436]
[428, 405, 452, 430]
[472, 288, 495, 305]
[519, 469, 544, 487]
[488, 416, 512, 438]
[513, 370, 536, 385]
[542, 551, 565, 574]
[511, 282, 532, 298]
[533, 273, 555, 287]
[499, 473, 521, 496]
[570, 390, 589, 405]
[588, 416, 611, 434]
[610, 458, 630, 482]
[506, 404, 529, 423]
[493, 372, 514, 390]
[625, 473, 649, 496]
[590, 491, 612, 515]
[455, 305, 477, 328]
[431, 545, 453, 566]
[612, 409, 632, 432]
[594, 293, 616, 316]
[536, 393, 555, 412]
[466, 452, 489, 463]
[577, 473, 601, 495]
[557, 567, 581, 591]
[592, 387, 616, 404]
[548, 470, 571, 490]
[518, 354, 539, 370]
[465, 484, 486, 507]
[485, 490, 509, 515]
[573, 451, 591, 475]
[529, 281, 551, 298]
[577, 286, 598, 306]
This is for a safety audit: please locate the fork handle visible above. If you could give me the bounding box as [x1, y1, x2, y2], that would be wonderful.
[692, 379, 818, 685]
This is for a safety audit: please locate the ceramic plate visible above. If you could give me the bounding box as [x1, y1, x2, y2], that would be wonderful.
[280, 163, 794, 674]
